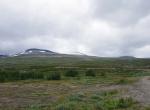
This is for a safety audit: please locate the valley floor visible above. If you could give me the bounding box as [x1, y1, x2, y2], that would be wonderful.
[1, 57, 150, 109]
[0, 76, 150, 110]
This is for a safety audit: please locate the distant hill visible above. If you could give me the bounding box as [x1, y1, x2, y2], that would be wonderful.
[24, 48, 57, 55]
[2, 49, 138, 60]
[0, 55, 8, 58]
[14, 48, 59, 57]
[12, 48, 95, 60]
[119, 56, 136, 59]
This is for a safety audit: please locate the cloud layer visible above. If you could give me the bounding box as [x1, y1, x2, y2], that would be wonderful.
[0, 0, 150, 57]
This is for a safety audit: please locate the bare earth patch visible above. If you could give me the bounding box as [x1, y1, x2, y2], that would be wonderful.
[0, 77, 150, 109]
[128, 76, 150, 105]
[0, 81, 75, 109]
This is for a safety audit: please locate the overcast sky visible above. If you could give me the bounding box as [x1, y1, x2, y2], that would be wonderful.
[0, 0, 150, 57]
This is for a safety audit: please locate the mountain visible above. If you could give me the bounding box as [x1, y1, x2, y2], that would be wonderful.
[3, 49, 138, 60]
[14, 48, 90, 57]
[24, 48, 57, 55]
[12, 48, 98, 61]
[119, 56, 136, 59]
[0, 55, 8, 58]
[14, 48, 59, 57]
[70, 51, 87, 56]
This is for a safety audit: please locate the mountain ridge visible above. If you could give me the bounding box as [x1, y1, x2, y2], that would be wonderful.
[0, 48, 138, 59]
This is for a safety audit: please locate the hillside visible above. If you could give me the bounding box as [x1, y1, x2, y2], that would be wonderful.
[0, 51, 150, 110]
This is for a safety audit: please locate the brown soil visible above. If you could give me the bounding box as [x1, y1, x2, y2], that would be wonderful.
[128, 76, 150, 105]
[0, 77, 150, 109]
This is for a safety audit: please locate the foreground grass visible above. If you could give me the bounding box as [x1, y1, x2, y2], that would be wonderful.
[25, 89, 146, 110]
[0, 57, 150, 109]
[52, 90, 136, 110]
[0, 75, 145, 110]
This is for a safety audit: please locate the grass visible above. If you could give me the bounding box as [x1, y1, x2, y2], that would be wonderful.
[51, 90, 136, 110]
[44, 72, 61, 80]
[0, 57, 150, 109]
[85, 69, 96, 77]
[64, 70, 79, 77]
[0, 68, 145, 83]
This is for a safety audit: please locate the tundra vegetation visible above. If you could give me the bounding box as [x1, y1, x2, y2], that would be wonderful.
[0, 57, 150, 110]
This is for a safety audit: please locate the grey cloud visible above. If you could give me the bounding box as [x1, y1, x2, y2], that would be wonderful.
[0, 0, 150, 58]
[92, 0, 150, 26]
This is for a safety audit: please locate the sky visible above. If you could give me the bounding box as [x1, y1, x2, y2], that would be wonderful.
[0, 0, 150, 58]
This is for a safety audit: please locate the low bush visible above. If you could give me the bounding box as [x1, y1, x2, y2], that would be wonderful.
[0, 70, 6, 82]
[65, 70, 79, 77]
[101, 90, 119, 97]
[85, 70, 96, 77]
[117, 78, 131, 85]
[100, 72, 106, 77]
[44, 72, 61, 80]
[117, 97, 135, 108]
[19, 71, 44, 80]
[0, 70, 44, 82]
[0, 70, 20, 81]
[69, 92, 85, 102]
[97, 97, 134, 110]
[55, 102, 76, 110]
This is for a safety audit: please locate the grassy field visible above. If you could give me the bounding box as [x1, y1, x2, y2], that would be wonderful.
[0, 57, 150, 110]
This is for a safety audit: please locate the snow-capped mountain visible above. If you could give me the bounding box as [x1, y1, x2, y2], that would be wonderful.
[14, 48, 58, 57]
[11, 48, 95, 59]
[24, 48, 57, 55]
[70, 51, 87, 56]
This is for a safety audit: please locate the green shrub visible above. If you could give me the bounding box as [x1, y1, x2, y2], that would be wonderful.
[95, 102, 103, 110]
[0, 70, 44, 82]
[65, 70, 79, 77]
[117, 97, 135, 108]
[102, 97, 134, 110]
[117, 78, 128, 84]
[85, 70, 96, 77]
[101, 90, 118, 97]
[145, 107, 150, 110]
[55, 102, 76, 110]
[19, 71, 44, 80]
[69, 92, 85, 102]
[45, 72, 61, 80]
[91, 94, 102, 100]
[27, 104, 42, 110]
[0, 70, 6, 82]
[100, 72, 106, 77]
[103, 99, 119, 110]
[0, 70, 20, 81]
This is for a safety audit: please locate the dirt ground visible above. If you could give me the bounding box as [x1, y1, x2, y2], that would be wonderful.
[0, 77, 150, 109]
[128, 76, 150, 105]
